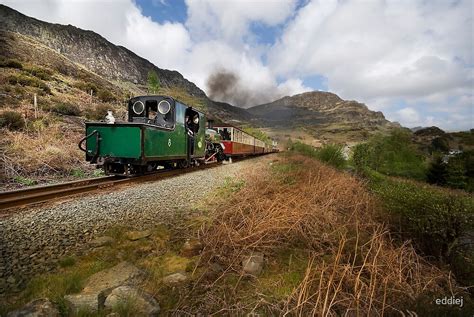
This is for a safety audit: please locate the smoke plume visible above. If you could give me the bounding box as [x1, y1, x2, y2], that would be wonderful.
[206, 69, 275, 108]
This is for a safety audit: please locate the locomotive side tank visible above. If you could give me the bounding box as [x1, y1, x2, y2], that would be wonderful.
[81, 95, 206, 174]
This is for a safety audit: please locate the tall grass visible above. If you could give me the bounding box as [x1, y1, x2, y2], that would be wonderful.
[174, 155, 467, 315]
[289, 141, 346, 169]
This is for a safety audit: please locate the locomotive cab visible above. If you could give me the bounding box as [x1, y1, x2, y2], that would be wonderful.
[128, 96, 176, 129]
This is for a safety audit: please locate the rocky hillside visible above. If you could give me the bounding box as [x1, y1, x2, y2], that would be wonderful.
[249, 91, 400, 143]
[0, 4, 250, 124]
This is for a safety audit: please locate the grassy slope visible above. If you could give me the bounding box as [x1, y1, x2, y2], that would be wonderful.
[0, 31, 207, 188]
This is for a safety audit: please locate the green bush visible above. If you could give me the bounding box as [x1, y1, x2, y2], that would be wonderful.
[73, 81, 98, 94]
[7, 74, 51, 94]
[51, 103, 81, 116]
[24, 66, 53, 81]
[0, 59, 23, 69]
[0, 111, 25, 130]
[289, 141, 346, 169]
[366, 170, 474, 285]
[97, 89, 116, 102]
[352, 129, 427, 180]
[427, 151, 474, 192]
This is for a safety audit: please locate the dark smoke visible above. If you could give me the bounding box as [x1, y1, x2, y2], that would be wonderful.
[206, 69, 274, 108]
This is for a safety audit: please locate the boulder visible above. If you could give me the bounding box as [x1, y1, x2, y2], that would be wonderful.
[7, 298, 59, 317]
[89, 236, 114, 247]
[104, 286, 159, 316]
[242, 252, 264, 276]
[162, 273, 188, 286]
[64, 262, 143, 313]
[126, 230, 152, 241]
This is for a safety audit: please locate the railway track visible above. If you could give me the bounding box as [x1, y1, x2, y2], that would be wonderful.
[0, 161, 224, 212]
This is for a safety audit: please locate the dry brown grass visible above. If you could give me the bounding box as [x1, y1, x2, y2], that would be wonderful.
[1, 112, 88, 181]
[175, 154, 467, 315]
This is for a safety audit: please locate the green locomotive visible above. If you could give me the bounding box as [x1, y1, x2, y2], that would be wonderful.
[79, 95, 212, 175]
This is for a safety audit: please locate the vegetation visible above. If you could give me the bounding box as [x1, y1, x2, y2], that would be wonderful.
[352, 129, 427, 180]
[7, 74, 51, 95]
[147, 70, 160, 94]
[363, 169, 474, 287]
[0, 58, 23, 69]
[288, 140, 346, 169]
[49, 102, 81, 116]
[0, 111, 25, 131]
[427, 151, 474, 192]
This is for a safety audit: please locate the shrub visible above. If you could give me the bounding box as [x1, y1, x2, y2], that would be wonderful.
[24, 66, 53, 81]
[289, 141, 346, 169]
[366, 170, 474, 286]
[7, 74, 51, 94]
[0, 59, 23, 69]
[0, 111, 25, 130]
[73, 81, 98, 94]
[86, 103, 110, 121]
[352, 129, 427, 180]
[97, 89, 116, 102]
[51, 103, 81, 116]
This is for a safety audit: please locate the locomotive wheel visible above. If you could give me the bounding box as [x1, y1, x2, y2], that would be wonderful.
[178, 159, 190, 169]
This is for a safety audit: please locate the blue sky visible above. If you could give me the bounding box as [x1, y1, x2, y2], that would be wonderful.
[2, 0, 472, 131]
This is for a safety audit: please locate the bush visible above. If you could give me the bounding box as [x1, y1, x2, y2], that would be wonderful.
[51, 103, 81, 116]
[97, 89, 116, 102]
[73, 81, 98, 94]
[86, 104, 110, 121]
[289, 141, 346, 169]
[24, 66, 53, 81]
[0, 111, 25, 130]
[366, 170, 474, 286]
[352, 129, 427, 180]
[7, 74, 51, 94]
[0, 59, 23, 69]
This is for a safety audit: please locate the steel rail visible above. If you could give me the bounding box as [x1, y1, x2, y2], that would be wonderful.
[0, 161, 222, 211]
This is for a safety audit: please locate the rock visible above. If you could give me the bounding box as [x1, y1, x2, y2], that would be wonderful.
[64, 262, 143, 313]
[7, 298, 59, 317]
[242, 252, 264, 276]
[126, 230, 152, 241]
[6, 276, 15, 284]
[181, 239, 203, 257]
[89, 236, 114, 247]
[64, 293, 99, 313]
[162, 273, 188, 286]
[104, 286, 159, 316]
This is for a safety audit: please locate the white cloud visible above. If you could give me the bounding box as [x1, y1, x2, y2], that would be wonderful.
[1, 0, 472, 130]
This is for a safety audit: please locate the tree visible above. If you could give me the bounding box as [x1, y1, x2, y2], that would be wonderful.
[147, 70, 160, 94]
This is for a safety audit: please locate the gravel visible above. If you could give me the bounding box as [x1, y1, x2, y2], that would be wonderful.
[0, 158, 262, 293]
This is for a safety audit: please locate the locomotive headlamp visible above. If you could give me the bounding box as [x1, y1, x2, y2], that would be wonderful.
[158, 100, 171, 115]
[132, 101, 145, 115]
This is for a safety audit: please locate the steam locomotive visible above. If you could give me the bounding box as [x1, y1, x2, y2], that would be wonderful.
[79, 95, 276, 175]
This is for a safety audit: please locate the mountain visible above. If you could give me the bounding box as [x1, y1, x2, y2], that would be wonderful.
[248, 91, 400, 143]
[0, 4, 250, 124]
[0, 4, 400, 147]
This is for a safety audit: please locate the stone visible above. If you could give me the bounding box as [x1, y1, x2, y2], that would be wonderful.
[6, 276, 16, 284]
[64, 262, 143, 313]
[162, 273, 188, 286]
[64, 293, 99, 313]
[7, 298, 59, 317]
[104, 286, 159, 316]
[181, 239, 203, 257]
[126, 230, 152, 241]
[242, 252, 264, 276]
[89, 236, 114, 248]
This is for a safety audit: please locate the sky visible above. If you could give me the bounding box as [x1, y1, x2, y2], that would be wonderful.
[1, 0, 473, 131]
